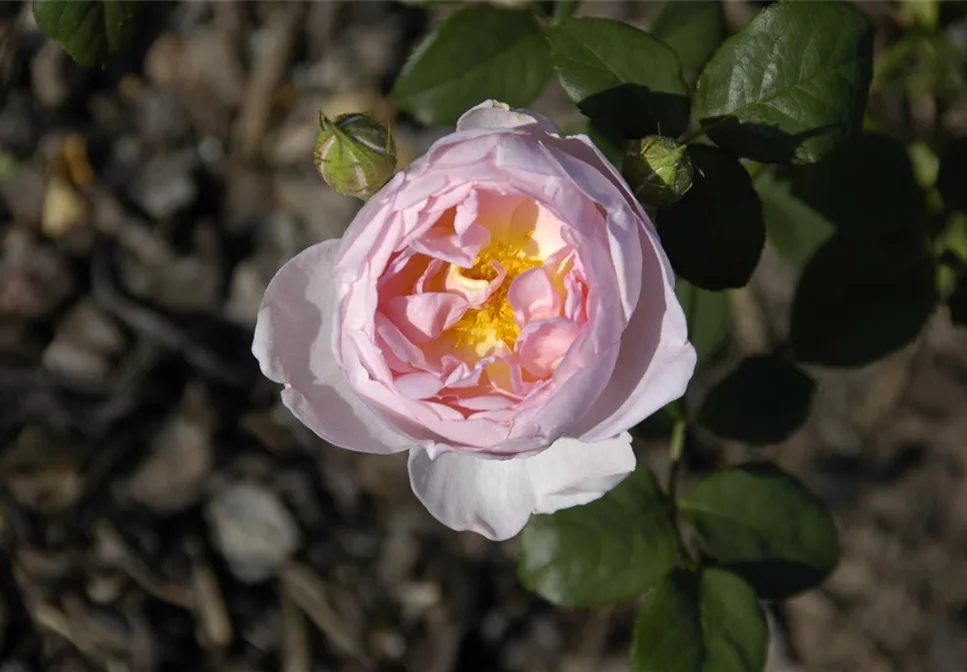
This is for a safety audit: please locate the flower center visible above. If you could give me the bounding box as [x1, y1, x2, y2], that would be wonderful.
[449, 242, 541, 354]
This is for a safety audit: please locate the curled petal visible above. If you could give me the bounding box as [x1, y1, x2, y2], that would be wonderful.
[252, 239, 411, 454]
[574, 228, 696, 441]
[395, 372, 445, 399]
[508, 267, 563, 325]
[527, 433, 636, 514]
[456, 100, 561, 134]
[407, 433, 637, 540]
[516, 318, 580, 380]
[408, 446, 534, 541]
[446, 261, 506, 308]
[386, 293, 469, 343]
[410, 203, 491, 266]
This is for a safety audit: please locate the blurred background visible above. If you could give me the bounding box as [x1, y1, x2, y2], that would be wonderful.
[1, 1, 967, 671]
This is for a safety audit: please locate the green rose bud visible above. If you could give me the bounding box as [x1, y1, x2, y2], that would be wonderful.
[622, 136, 694, 207]
[314, 113, 397, 200]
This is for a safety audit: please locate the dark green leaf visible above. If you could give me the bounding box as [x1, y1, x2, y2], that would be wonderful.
[631, 568, 767, 672]
[518, 467, 681, 607]
[938, 135, 967, 214]
[698, 355, 815, 445]
[547, 17, 691, 138]
[392, 5, 552, 126]
[651, 0, 725, 72]
[791, 134, 925, 239]
[680, 462, 840, 599]
[33, 0, 143, 68]
[790, 232, 936, 367]
[657, 145, 765, 290]
[694, 0, 873, 164]
[757, 170, 835, 266]
[675, 278, 730, 365]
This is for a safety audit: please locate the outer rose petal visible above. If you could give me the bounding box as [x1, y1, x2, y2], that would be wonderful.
[407, 434, 636, 541]
[526, 434, 636, 514]
[574, 228, 697, 441]
[252, 239, 411, 454]
[456, 100, 560, 134]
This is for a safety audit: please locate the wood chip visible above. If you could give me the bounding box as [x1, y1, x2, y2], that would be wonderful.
[278, 562, 365, 663]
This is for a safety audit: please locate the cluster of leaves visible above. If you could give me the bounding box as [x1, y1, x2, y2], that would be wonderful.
[519, 462, 837, 671]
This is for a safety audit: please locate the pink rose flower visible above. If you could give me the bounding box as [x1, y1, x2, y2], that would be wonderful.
[253, 101, 696, 540]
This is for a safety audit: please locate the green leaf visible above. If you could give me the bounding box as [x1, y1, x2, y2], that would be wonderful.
[33, 0, 144, 68]
[680, 462, 840, 599]
[791, 133, 925, 239]
[694, 0, 874, 164]
[790, 232, 936, 367]
[391, 5, 552, 126]
[631, 568, 767, 672]
[938, 135, 967, 215]
[757, 170, 835, 266]
[518, 467, 681, 607]
[547, 17, 691, 138]
[698, 355, 815, 445]
[675, 278, 730, 365]
[657, 145, 765, 291]
[651, 0, 725, 72]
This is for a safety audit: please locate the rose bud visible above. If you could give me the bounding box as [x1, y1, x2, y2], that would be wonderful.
[622, 135, 695, 207]
[314, 112, 397, 200]
[255, 101, 696, 541]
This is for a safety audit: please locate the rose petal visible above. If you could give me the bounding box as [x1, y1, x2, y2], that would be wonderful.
[574, 228, 696, 441]
[395, 372, 445, 399]
[407, 432, 636, 540]
[408, 446, 534, 541]
[498, 135, 644, 321]
[409, 204, 491, 266]
[563, 269, 589, 323]
[456, 100, 560, 134]
[516, 318, 580, 379]
[453, 395, 517, 411]
[526, 433, 636, 514]
[474, 191, 532, 245]
[253, 239, 411, 454]
[508, 267, 563, 325]
[386, 293, 469, 343]
[445, 261, 506, 308]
